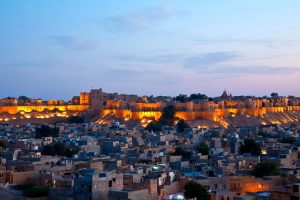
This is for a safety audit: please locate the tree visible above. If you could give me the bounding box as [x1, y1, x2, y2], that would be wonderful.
[176, 119, 190, 133]
[198, 142, 209, 155]
[189, 93, 208, 101]
[36, 125, 59, 138]
[63, 147, 79, 158]
[144, 105, 176, 132]
[270, 92, 279, 98]
[42, 143, 78, 158]
[239, 139, 261, 155]
[159, 105, 176, 126]
[18, 96, 31, 100]
[13, 184, 49, 198]
[0, 140, 8, 150]
[145, 121, 162, 132]
[252, 161, 279, 178]
[54, 143, 65, 155]
[68, 116, 84, 123]
[175, 94, 187, 102]
[280, 137, 296, 144]
[172, 147, 192, 159]
[184, 180, 211, 200]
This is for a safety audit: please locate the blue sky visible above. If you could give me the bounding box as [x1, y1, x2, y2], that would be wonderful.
[1, 0, 300, 100]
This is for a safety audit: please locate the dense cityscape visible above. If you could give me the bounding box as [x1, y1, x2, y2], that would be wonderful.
[2, 1, 300, 200]
[0, 89, 300, 199]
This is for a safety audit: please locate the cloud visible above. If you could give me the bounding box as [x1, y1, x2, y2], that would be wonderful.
[111, 53, 184, 64]
[183, 51, 299, 75]
[192, 38, 300, 49]
[103, 5, 180, 33]
[50, 35, 98, 51]
[194, 65, 299, 75]
[184, 52, 241, 68]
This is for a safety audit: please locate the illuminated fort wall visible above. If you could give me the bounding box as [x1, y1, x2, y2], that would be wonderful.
[100, 100, 300, 123]
[0, 105, 90, 115]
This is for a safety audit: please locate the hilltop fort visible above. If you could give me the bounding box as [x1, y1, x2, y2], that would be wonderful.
[1, 89, 300, 128]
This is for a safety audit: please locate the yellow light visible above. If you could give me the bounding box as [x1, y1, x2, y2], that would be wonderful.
[25, 114, 31, 119]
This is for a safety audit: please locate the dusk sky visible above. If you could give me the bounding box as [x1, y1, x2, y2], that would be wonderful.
[1, 0, 300, 100]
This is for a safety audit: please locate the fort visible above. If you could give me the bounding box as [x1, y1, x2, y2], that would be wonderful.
[0, 105, 89, 115]
[1, 89, 300, 127]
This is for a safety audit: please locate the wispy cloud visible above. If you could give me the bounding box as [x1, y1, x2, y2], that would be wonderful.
[111, 53, 184, 64]
[194, 65, 298, 75]
[102, 5, 182, 33]
[49, 35, 98, 51]
[183, 51, 299, 75]
[184, 52, 241, 67]
[192, 38, 300, 48]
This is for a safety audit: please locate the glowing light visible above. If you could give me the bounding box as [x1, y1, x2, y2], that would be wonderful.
[25, 114, 31, 119]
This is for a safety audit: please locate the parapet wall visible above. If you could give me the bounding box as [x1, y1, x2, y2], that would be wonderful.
[101, 106, 300, 122]
[0, 105, 90, 115]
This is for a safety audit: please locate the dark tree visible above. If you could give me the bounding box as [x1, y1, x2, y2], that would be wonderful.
[159, 105, 176, 126]
[172, 147, 192, 159]
[68, 116, 84, 123]
[252, 161, 279, 178]
[13, 184, 49, 198]
[184, 180, 211, 200]
[270, 92, 279, 98]
[189, 93, 208, 100]
[258, 131, 268, 137]
[175, 94, 187, 102]
[0, 140, 8, 150]
[280, 137, 296, 144]
[198, 142, 209, 155]
[63, 147, 79, 158]
[145, 121, 162, 132]
[210, 132, 221, 138]
[42, 143, 78, 158]
[35, 125, 59, 138]
[54, 143, 65, 155]
[176, 119, 190, 133]
[239, 139, 261, 155]
[18, 96, 31, 100]
[42, 145, 56, 156]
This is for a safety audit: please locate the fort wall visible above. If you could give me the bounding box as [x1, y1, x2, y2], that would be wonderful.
[100, 106, 300, 122]
[0, 105, 90, 115]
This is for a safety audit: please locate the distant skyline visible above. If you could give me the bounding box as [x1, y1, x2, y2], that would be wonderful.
[1, 0, 300, 100]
